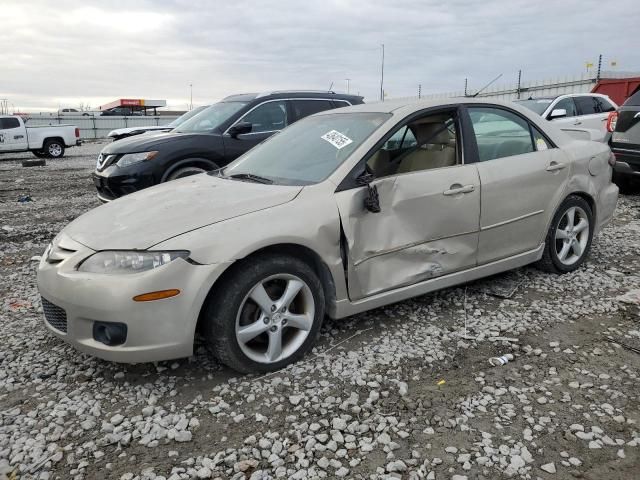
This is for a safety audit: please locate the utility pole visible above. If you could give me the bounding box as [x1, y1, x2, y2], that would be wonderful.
[596, 54, 602, 82]
[464, 78, 468, 97]
[380, 44, 385, 102]
[418, 84, 422, 99]
[516, 70, 522, 99]
[345, 78, 351, 94]
[189, 83, 193, 111]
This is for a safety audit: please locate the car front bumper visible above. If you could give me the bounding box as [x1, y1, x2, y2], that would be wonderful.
[36, 234, 230, 363]
[93, 164, 158, 202]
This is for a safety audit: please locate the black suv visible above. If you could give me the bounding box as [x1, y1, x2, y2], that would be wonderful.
[610, 90, 640, 193]
[93, 91, 364, 201]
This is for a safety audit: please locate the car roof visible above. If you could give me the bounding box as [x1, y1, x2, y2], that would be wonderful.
[314, 96, 536, 116]
[221, 91, 364, 103]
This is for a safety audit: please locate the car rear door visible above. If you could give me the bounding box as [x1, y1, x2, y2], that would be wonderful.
[290, 99, 336, 122]
[223, 99, 290, 162]
[573, 96, 610, 141]
[467, 106, 570, 265]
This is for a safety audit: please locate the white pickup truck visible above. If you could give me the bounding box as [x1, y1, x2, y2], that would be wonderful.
[0, 115, 81, 158]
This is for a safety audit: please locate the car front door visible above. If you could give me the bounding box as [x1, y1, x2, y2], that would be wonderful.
[468, 106, 571, 264]
[223, 100, 290, 162]
[0, 117, 27, 152]
[335, 109, 481, 300]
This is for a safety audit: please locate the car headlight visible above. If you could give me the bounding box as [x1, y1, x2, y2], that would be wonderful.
[116, 151, 158, 168]
[77, 250, 190, 274]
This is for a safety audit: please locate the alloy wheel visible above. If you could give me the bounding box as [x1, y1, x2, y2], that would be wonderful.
[235, 274, 315, 364]
[48, 143, 62, 157]
[554, 206, 589, 266]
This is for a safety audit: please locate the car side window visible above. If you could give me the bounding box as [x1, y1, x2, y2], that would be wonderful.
[291, 100, 334, 120]
[595, 97, 615, 113]
[469, 107, 535, 162]
[552, 97, 577, 117]
[0, 117, 20, 129]
[574, 96, 597, 116]
[240, 101, 288, 133]
[366, 111, 458, 178]
[333, 100, 351, 109]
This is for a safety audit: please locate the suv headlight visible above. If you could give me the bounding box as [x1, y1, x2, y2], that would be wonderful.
[77, 250, 189, 274]
[116, 151, 158, 168]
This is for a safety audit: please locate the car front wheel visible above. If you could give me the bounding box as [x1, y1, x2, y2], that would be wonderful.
[203, 254, 325, 373]
[537, 195, 593, 274]
[43, 140, 65, 158]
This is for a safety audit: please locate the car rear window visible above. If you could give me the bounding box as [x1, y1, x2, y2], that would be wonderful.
[624, 91, 640, 106]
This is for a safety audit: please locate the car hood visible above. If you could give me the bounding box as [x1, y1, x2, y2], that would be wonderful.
[65, 174, 303, 250]
[102, 131, 219, 154]
[108, 126, 172, 136]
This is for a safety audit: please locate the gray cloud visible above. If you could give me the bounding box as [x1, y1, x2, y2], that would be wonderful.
[2, 0, 638, 111]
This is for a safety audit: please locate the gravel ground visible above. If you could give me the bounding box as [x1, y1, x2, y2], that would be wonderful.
[1, 143, 639, 480]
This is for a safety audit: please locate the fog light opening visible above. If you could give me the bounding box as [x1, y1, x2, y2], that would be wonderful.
[133, 289, 180, 302]
[93, 322, 127, 346]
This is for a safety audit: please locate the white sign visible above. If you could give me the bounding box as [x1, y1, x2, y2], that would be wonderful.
[321, 130, 353, 149]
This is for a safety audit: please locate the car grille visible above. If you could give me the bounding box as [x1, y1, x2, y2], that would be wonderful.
[96, 153, 117, 171]
[41, 297, 68, 333]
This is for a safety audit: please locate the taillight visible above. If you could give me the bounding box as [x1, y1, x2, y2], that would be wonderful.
[75, 128, 80, 138]
[606, 111, 618, 132]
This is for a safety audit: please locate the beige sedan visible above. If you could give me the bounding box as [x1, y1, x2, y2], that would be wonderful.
[37, 98, 619, 372]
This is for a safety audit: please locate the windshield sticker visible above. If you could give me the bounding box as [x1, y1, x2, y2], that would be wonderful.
[536, 138, 549, 151]
[321, 130, 353, 149]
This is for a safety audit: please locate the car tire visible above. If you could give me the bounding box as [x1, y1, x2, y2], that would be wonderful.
[43, 139, 65, 158]
[32, 150, 48, 158]
[536, 195, 593, 274]
[166, 166, 207, 181]
[612, 171, 636, 195]
[202, 254, 325, 373]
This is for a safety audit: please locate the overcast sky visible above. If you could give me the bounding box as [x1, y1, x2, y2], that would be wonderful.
[2, 0, 639, 112]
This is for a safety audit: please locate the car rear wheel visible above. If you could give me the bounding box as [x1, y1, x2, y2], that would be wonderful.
[166, 166, 207, 181]
[536, 195, 593, 274]
[43, 140, 65, 158]
[202, 254, 325, 373]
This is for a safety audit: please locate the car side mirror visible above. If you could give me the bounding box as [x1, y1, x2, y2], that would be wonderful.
[357, 173, 381, 213]
[548, 108, 567, 120]
[228, 121, 252, 138]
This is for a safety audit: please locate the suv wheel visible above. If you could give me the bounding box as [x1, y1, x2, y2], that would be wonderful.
[167, 166, 207, 181]
[537, 195, 593, 274]
[203, 255, 325, 373]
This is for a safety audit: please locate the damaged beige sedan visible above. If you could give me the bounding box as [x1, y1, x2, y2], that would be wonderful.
[37, 99, 619, 373]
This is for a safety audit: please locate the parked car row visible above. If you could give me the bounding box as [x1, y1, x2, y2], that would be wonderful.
[38, 96, 618, 373]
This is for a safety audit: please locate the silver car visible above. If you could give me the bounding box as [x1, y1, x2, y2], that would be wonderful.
[37, 98, 619, 373]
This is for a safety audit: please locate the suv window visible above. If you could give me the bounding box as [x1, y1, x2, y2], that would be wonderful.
[469, 107, 534, 161]
[553, 97, 577, 117]
[624, 91, 640, 106]
[240, 100, 288, 133]
[0, 117, 20, 129]
[574, 96, 597, 115]
[291, 100, 334, 120]
[594, 97, 615, 113]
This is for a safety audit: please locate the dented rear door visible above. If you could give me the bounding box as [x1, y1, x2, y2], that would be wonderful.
[335, 165, 480, 300]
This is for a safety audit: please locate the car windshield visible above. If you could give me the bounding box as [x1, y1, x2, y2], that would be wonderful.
[167, 106, 208, 128]
[175, 102, 247, 132]
[220, 112, 390, 185]
[515, 99, 553, 116]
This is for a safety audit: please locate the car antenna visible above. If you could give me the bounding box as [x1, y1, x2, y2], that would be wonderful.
[470, 73, 503, 98]
[328, 81, 334, 92]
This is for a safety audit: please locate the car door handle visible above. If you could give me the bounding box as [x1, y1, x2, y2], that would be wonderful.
[443, 184, 475, 196]
[546, 162, 566, 172]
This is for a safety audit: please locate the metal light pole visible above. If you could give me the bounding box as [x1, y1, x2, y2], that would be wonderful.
[345, 78, 351, 94]
[189, 83, 193, 111]
[380, 44, 385, 101]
